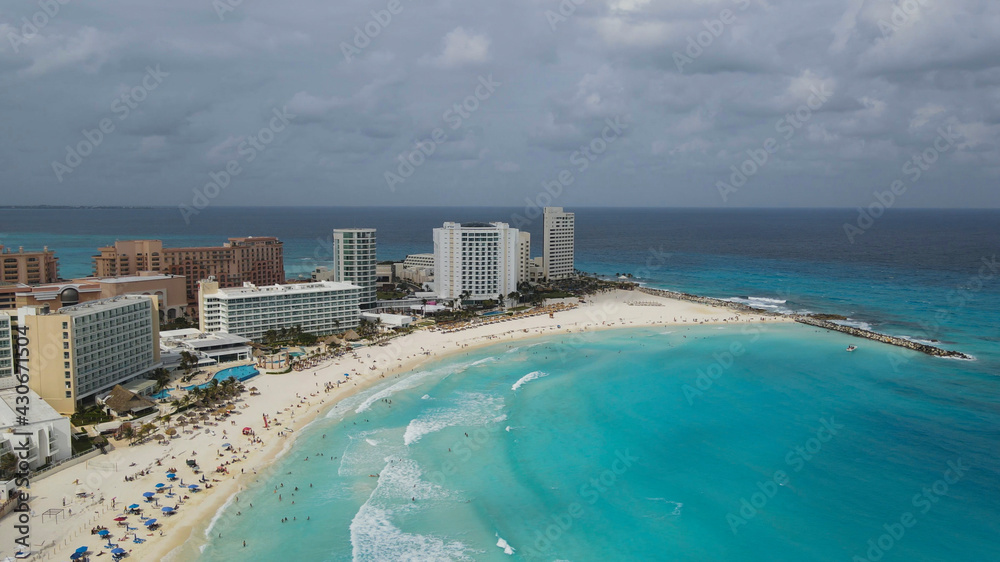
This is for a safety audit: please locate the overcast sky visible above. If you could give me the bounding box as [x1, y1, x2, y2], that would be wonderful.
[1, 0, 998, 209]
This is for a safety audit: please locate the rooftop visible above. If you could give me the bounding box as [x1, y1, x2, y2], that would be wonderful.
[57, 294, 153, 315]
[207, 281, 359, 298]
[0, 388, 64, 426]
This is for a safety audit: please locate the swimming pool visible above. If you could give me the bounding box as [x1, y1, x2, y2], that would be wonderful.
[481, 311, 507, 317]
[182, 365, 259, 391]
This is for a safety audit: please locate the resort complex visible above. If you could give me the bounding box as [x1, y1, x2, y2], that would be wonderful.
[18, 295, 161, 415]
[197, 280, 361, 341]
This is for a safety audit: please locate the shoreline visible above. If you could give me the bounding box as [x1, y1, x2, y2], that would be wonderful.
[4, 289, 791, 561]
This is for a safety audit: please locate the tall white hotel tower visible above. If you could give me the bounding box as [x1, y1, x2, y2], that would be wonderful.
[543, 207, 575, 280]
[433, 222, 519, 302]
[332, 228, 377, 309]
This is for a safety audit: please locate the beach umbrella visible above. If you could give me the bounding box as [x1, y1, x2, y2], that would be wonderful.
[98, 529, 110, 537]
[75, 546, 89, 554]
[142, 492, 154, 498]
[161, 507, 174, 513]
[111, 548, 126, 555]
[166, 472, 176, 478]
[221, 443, 231, 449]
[188, 484, 199, 489]
[144, 518, 157, 526]
[127, 504, 139, 510]
[70, 553, 84, 560]
[155, 483, 165, 488]
[113, 517, 127, 522]
[165, 428, 177, 437]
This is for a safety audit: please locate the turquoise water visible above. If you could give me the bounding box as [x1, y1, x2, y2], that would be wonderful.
[182, 366, 259, 391]
[197, 325, 1000, 561]
[482, 311, 507, 317]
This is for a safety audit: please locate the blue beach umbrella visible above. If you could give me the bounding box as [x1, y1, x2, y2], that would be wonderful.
[166, 472, 176, 478]
[111, 548, 126, 555]
[142, 492, 154, 497]
[162, 506, 174, 513]
[144, 518, 157, 526]
[127, 503, 139, 509]
[70, 553, 84, 560]
[98, 529, 110, 536]
[188, 484, 199, 489]
[155, 483, 165, 488]
[75, 546, 89, 553]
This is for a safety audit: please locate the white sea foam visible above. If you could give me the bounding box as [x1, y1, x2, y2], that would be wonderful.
[496, 534, 515, 555]
[421, 394, 431, 400]
[339, 429, 407, 477]
[723, 296, 795, 314]
[403, 393, 506, 446]
[350, 459, 471, 561]
[511, 371, 548, 391]
[470, 356, 498, 366]
[647, 498, 684, 516]
[831, 319, 875, 332]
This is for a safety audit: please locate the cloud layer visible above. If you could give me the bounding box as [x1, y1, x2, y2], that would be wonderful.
[2, 0, 998, 208]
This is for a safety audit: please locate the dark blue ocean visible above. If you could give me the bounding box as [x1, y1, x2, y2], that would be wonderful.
[1, 207, 998, 561]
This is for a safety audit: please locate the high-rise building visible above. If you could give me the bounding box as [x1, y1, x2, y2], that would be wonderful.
[198, 280, 360, 342]
[0, 245, 59, 285]
[517, 231, 531, 285]
[94, 237, 284, 302]
[0, 312, 13, 389]
[332, 229, 377, 309]
[18, 295, 161, 415]
[433, 222, 520, 301]
[543, 207, 575, 280]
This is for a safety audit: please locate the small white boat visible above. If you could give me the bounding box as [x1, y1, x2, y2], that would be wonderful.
[846, 345, 857, 352]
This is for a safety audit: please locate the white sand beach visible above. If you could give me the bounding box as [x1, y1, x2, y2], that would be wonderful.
[2, 289, 788, 561]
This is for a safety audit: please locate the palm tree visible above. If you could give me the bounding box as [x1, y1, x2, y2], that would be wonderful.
[508, 291, 520, 307]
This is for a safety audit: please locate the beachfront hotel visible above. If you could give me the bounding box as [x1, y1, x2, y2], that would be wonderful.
[1, 245, 59, 285]
[332, 229, 377, 309]
[18, 295, 161, 415]
[198, 280, 361, 342]
[93, 237, 285, 302]
[543, 207, 575, 280]
[0, 312, 13, 388]
[433, 222, 520, 301]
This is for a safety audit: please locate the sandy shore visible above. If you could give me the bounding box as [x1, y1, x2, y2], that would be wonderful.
[2, 289, 788, 561]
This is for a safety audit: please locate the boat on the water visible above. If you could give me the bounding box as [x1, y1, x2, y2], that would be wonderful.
[846, 345, 857, 352]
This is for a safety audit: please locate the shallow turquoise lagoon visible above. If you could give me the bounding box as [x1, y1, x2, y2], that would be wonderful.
[195, 324, 999, 561]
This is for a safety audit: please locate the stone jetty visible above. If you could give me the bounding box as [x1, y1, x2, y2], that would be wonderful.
[636, 286, 972, 359]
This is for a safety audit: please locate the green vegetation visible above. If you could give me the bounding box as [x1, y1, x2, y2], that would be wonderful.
[377, 290, 407, 300]
[71, 405, 113, 427]
[263, 326, 319, 346]
[160, 316, 193, 331]
[71, 433, 97, 455]
[0, 452, 17, 480]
